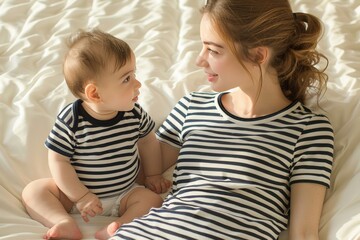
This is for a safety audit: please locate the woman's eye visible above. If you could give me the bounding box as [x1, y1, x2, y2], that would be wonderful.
[207, 48, 218, 54]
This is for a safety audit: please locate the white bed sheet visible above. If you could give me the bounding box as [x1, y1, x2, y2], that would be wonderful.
[0, 0, 359, 239]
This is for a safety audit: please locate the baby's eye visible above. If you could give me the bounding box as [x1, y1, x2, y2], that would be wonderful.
[123, 75, 130, 83]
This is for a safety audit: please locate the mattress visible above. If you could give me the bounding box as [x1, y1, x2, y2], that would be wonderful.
[0, 0, 359, 239]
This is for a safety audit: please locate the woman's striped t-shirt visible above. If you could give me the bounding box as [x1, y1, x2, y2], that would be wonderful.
[111, 91, 334, 240]
[45, 100, 155, 198]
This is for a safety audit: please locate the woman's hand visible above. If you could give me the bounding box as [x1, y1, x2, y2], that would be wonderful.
[145, 175, 172, 194]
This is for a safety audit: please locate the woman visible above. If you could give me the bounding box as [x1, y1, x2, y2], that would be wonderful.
[109, 0, 334, 239]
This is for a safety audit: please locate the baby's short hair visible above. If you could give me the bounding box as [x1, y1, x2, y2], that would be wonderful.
[63, 29, 132, 99]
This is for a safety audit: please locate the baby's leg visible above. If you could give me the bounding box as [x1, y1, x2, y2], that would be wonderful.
[95, 187, 163, 239]
[22, 178, 82, 239]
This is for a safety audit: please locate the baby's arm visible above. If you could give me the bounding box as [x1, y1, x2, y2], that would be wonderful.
[137, 131, 171, 193]
[48, 149, 103, 221]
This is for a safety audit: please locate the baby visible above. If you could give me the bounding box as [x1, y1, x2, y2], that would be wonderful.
[22, 29, 171, 240]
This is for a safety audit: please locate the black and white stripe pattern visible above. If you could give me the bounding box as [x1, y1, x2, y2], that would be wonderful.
[45, 100, 155, 198]
[111, 91, 334, 240]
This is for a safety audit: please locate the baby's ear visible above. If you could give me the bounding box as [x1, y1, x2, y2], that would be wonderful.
[84, 83, 101, 103]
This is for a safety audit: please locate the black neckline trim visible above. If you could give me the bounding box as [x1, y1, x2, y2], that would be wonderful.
[216, 92, 298, 122]
[75, 99, 125, 127]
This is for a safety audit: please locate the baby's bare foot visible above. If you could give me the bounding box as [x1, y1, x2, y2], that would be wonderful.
[44, 218, 82, 239]
[108, 221, 121, 236]
[95, 221, 121, 240]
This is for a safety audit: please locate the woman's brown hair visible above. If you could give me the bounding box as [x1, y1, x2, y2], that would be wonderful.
[201, 0, 328, 104]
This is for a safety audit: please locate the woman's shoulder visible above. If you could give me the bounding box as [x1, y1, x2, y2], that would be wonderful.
[294, 103, 333, 129]
[175, 91, 219, 108]
[188, 91, 218, 97]
[181, 91, 218, 101]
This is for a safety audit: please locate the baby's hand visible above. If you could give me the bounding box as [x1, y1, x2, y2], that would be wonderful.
[75, 191, 103, 222]
[145, 175, 172, 194]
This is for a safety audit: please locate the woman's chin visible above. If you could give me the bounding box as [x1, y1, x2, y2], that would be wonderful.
[210, 84, 230, 93]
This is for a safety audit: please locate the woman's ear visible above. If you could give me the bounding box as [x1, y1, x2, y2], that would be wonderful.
[84, 83, 101, 103]
[251, 46, 269, 65]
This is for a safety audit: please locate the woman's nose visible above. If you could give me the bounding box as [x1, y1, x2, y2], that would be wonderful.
[196, 49, 208, 67]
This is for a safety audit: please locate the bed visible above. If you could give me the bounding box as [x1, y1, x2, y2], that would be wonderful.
[0, 0, 359, 239]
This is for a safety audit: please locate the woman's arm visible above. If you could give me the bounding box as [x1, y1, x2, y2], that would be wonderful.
[288, 183, 327, 240]
[137, 131, 163, 176]
[137, 131, 172, 193]
[138, 131, 180, 173]
[160, 141, 180, 172]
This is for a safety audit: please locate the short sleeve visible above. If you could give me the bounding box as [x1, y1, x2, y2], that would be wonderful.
[156, 94, 191, 148]
[136, 103, 155, 138]
[45, 115, 76, 158]
[290, 114, 334, 188]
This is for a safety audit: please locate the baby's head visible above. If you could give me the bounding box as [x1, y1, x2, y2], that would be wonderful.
[63, 29, 132, 99]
